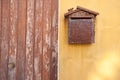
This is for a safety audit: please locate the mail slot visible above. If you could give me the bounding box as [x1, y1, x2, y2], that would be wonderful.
[65, 6, 99, 44]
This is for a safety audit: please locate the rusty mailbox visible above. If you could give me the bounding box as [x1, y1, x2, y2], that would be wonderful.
[65, 6, 99, 44]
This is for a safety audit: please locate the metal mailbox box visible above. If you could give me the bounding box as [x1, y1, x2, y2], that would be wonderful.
[65, 6, 99, 44]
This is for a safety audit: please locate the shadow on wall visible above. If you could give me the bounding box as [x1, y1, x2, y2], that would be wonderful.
[88, 51, 120, 80]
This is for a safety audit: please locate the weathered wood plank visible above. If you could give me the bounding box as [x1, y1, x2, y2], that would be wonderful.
[25, 0, 35, 80]
[16, 0, 27, 80]
[0, 0, 1, 66]
[8, 0, 18, 80]
[43, 0, 52, 80]
[34, 0, 43, 80]
[0, 0, 58, 80]
[51, 0, 58, 80]
[0, 0, 9, 80]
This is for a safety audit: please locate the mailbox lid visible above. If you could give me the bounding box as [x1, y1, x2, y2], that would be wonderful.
[69, 18, 94, 44]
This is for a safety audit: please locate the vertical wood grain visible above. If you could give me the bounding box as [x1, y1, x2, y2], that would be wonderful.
[0, 0, 9, 80]
[25, 0, 35, 80]
[0, 0, 58, 80]
[0, 0, 1, 66]
[16, 0, 27, 80]
[51, 0, 58, 80]
[42, 0, 52, 80]
[34, 0, 43, 80]
[8, 0, 18, 80]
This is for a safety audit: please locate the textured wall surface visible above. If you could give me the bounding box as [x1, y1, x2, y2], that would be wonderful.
[0, 0, 58, 80]
[59, 0, 120, 80]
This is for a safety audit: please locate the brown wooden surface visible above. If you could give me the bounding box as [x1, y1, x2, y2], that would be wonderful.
[0, 0, 9, 80]
[0, 0, 58, 80]
[43, 0, 52, 80]
[25, 0, 35, 80]
[51, 0, 58, 80]
[34, 0, 43, 80]
[0, 0, 1, 69]
[8, 0, 18, 80]
[16, 0, 27, 80]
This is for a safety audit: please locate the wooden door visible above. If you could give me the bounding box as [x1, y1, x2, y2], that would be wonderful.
[0, 0, 58, 80]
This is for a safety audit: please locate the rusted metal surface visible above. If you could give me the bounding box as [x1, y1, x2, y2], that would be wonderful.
[65, 6, 98, 44]
[68, 8, 74, 12]
[69, 18, 94, 44]
[77, 6, 99, 15]
[65, 6, 99, 18]
[0, 0, 58, 80]
[70, 10, 95, 18]
[64, 9, 79, 18]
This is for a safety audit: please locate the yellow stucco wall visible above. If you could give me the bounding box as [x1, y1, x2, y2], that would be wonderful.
[59, 0, 120, 80]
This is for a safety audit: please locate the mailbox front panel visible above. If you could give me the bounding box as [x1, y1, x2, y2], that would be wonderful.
[69, 18, 94, 44]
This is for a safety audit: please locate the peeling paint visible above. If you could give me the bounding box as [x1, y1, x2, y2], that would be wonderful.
[25, 0, 34, 80]
[43, 55, 50, 71]
[34, 58, 41, 80]
[0, 0, 58, 80]
[8, 0, 18, 80]
[45, 34, 51, 47]
[52, 11, 57, 28]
